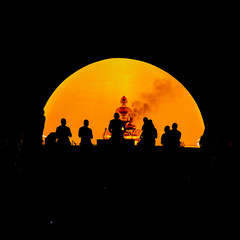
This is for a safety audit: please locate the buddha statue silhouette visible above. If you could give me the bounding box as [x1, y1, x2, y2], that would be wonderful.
[115, 96, 136, 130]
[103, 96, 141, 144]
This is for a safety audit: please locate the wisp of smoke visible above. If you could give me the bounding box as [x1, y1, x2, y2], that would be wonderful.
[131, 78, 176, 121]
[131, 101, 151, 121]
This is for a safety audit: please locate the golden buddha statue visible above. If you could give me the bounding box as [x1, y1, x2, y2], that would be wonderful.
[115, 96, 136, 130]
[103, 96, 142, 145]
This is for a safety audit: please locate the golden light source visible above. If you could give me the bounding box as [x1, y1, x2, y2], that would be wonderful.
[43, 58, 204, 147]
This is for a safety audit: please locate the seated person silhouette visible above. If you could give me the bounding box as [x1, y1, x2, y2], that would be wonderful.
[45, 132, 57, 148]
[169, 123, 181, 150]
[161, 125, 171, 149]
[115, 96, 136, 130]
[56, 118, 72, 147]
[78, 119, 93, 147]
[108, 112, 126, 143]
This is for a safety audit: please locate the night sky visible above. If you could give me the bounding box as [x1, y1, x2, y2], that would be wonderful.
[2, 4, 238, 140]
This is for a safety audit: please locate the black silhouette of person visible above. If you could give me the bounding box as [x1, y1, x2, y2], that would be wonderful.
[161, 125, 171, 149]
[78, 119, 93, 148]
[108, 112, 126, 144]
[56, 118, 72, 147]
[138, 117, 149, 147]
[140, 117, 149, 140]
[199, 123, 216, 151]
[24, 108, 46, 150]
[45, 132, 57, 148]
[170, 123, 181, 150]
[143, 119, 157, 149]
[138, 118, 157, 150]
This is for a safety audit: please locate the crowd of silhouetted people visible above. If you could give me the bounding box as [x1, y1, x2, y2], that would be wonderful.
[44, 113, 184, 152]
[1, 108, 237, 158]
[0, 107, 238, 226]
[0, 108, 238, 180]
[45, 117, 94, 150]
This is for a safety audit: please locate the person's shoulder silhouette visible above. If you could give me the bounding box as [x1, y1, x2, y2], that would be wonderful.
[141, 117, 148, 133]
[169, 123, 181, 149]
[171, 123, 181, 138]
[78, 119, 93, 147]
[56, 118, 72, 146]
[200, 123, 216, 150]
[144, 120, 157, 137]
[161, 125, 171, 148]
[108, 113, 126, 142]
[139, 119, 157, 150]
[150, 120, 158, 139]
[45, 132, 57, 147]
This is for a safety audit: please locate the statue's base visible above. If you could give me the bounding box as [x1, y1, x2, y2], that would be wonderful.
[103, 129, 142, 145]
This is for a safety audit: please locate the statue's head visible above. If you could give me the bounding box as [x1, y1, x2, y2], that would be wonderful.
[120, 96, 128, 104]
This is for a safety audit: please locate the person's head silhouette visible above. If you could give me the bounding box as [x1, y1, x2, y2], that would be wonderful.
[164, 125, 170, 133]
[114, 112, 120, 119]
[61, 118, 67, 126]
[143, 117, 148, 124]
[84, 119, 89, 127]
[148, 119, 154, 126]
[172, 123, 178, 130]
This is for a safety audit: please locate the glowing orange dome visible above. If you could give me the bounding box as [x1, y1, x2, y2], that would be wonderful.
[43, 58, 204, 146]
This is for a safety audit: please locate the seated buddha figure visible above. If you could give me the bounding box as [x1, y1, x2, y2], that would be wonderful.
[115, 96, 136, 130]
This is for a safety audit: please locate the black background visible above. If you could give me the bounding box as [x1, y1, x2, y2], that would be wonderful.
[0, 3, 239, 229]
[2, 3, 238, 139]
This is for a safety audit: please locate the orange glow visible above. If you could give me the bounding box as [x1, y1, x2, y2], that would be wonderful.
[43, 58, 204, 146]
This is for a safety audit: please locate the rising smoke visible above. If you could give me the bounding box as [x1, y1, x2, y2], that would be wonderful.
[131, 78, 178, 122]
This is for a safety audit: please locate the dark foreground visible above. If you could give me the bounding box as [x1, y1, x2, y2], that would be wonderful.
[1, 145, 238, 233]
